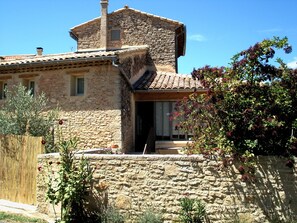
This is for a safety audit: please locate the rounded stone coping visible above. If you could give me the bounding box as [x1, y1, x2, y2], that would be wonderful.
[38, 153, 206, 161]
[38, 153, 295, 163]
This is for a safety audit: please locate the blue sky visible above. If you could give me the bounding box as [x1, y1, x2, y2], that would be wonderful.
[1, 0, 297, 74]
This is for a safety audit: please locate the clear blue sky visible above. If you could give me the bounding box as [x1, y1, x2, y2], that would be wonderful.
[1, 0, 297, 74]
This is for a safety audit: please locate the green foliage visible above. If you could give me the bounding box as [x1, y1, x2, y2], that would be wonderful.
[178, 197, 206, 223]
[45, 138, 95, 223]
[102, 206, 125, 223]
[0, 211, 48, 223]
[0, 84, 58, 152]
[174, 37, 297, 160]
[137, 208, 163, 223]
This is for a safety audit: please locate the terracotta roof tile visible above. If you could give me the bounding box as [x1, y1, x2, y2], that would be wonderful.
[0, 46, 148, 67]
[133, 71, 204, 92]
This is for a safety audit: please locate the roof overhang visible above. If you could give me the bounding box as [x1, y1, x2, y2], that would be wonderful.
[176, 25, 186, 57]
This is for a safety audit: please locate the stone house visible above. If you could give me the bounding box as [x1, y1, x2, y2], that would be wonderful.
[0, 0, 205, 153]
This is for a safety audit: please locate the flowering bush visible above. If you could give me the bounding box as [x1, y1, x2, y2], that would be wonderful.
[174, 37, 297, 164]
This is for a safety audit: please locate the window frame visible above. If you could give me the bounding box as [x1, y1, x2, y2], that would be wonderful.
[22, 79, 36, 96]
[111, 29, 121, 41]
[155, 101, 192, 141]
[0, 82, 7, 100]
[70, 75, 85, 96]
[76, 77, 85, 96]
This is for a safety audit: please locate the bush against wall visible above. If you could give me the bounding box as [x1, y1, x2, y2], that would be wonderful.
[0, 84, 58, 152]
[174, 37, 297, 160]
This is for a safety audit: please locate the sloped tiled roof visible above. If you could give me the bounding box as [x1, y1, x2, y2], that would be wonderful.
[133, 71, 204, 92]
[0, 46, 148, 67]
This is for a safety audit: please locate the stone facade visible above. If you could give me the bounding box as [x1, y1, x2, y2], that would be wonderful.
[37, 154, 297, 223]
[0, 49, 151, 151]
[71, 7, 185, 72]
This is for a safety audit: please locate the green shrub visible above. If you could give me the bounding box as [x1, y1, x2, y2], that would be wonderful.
[45, 138, 95, 223]
[102, 206, 125, 223]
[137, 208, 163, 223]
[0, 84, 58, 152]
[178, 197, 206, 223]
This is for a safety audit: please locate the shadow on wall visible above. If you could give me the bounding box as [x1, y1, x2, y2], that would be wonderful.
[224, 156, 297, 222]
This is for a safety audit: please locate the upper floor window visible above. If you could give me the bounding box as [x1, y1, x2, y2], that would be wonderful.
[111, 29, 121, 41]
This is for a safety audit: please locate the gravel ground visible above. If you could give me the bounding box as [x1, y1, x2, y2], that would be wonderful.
[0, 200, 53, 223]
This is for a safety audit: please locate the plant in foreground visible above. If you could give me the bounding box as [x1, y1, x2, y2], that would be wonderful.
[44, 137, 95, 223]
[179, 196, 206, 223]
[102, 206, 125, 223]
[0, 84, 58, 153]
[0, 211, 47, 223]
[137, 208, 163, 223]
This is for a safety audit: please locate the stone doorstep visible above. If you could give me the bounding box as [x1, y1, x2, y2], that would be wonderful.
[0, 199, 54, 223]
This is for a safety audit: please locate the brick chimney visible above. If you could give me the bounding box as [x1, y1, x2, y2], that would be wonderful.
[100, 0, 108, 50]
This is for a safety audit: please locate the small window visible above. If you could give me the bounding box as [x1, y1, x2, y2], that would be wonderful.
[71, 76, 85, 96]
[23, 79, 35, 96]
[28, 81, 35, 96]
[111, 29, 121, 41]
[76, 77, 84, 95]
[0, 82, 7, 99]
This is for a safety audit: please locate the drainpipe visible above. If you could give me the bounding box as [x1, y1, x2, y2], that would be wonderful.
[112, 58, 134, 91]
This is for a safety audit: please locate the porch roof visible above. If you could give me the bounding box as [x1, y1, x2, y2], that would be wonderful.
[133, 70, 205, 92]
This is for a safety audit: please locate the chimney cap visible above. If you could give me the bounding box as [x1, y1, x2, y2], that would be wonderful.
[36, 47, 43, 56]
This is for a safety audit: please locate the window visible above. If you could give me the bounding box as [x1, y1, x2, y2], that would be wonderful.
[155, 101, 192, 140]
[28, 81, 35, 96]
[0, 82, 7, 99]
[111, 29, 121, 41]
[71, 76, 85, 96]
[23, 79, 35, 96]
[76, 77, 84, 95]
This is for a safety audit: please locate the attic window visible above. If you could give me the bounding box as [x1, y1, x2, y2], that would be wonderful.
[111, 29, 121, 41]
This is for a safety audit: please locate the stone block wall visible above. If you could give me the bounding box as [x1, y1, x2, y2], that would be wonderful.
[73, 9, 179, 72]
[37, 154, 297, 223]
[0, 65, 127, 150]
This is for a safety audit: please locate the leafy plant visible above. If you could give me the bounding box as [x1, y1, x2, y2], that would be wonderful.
[0, 84, 58, 152]
[137, 208, 163, 223]
[178, 197, 206, 223]
[102, 206, 125, 223]
[45, 137, 95, 223]
[174, 36, 297, 165]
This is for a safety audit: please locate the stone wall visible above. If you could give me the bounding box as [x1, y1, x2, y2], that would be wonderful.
[74, 9, 179, 72]
[0, 65, 125, 150]
[37, 154, 297, 223]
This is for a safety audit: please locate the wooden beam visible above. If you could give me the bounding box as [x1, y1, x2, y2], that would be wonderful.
[134, 91, 203, 101]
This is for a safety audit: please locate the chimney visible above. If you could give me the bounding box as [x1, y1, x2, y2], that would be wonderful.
[36, 47, 43, 56]
[100, 0, 108, 50]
